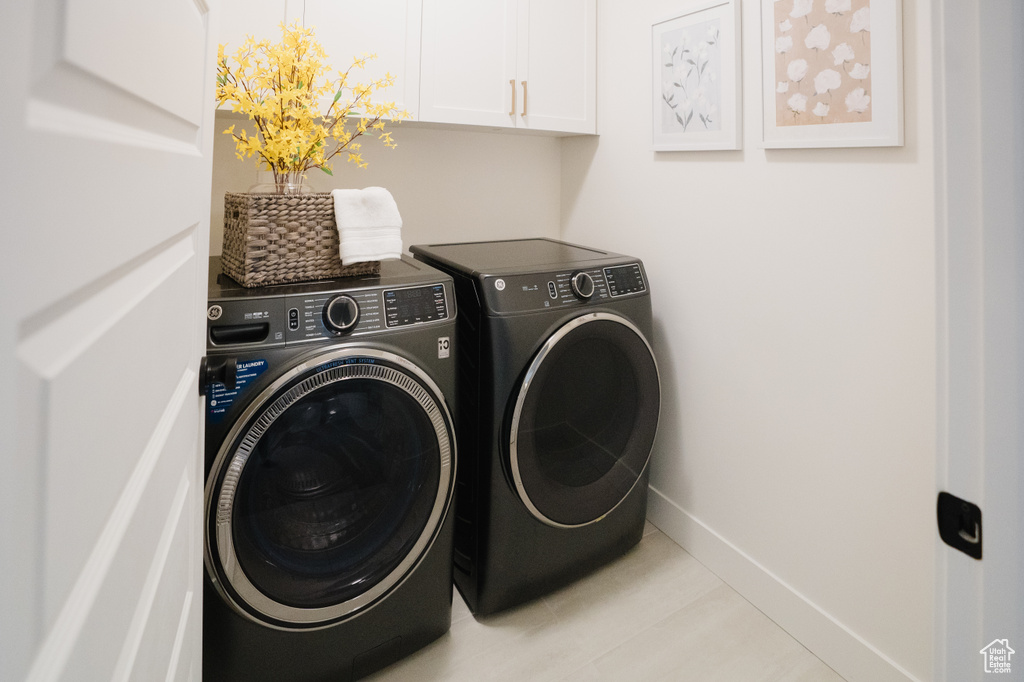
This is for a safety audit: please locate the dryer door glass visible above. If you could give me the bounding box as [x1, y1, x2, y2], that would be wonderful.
[208, 353, 453, 626]
[510, 314, 660, 527]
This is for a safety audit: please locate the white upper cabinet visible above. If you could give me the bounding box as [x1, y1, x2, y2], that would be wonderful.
[218, 0, 596, 134]
[288, 0, 422, 119]
[216, 0, 288, 113]
[419, 0, 596, 134]
[516, 0, 597, 134]
[217, 0, 288, 57]
[217, 0, 420, 119]
[418, 0, 517, 128]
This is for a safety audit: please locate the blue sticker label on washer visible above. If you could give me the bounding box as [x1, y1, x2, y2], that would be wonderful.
[206, 359, 268, 424]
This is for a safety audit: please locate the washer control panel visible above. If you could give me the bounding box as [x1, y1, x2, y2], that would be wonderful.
[287, 289, 384, 342]
[384, 284, 449, 328]
[481, 262, 646, 314]
[209, 282, 450, 348]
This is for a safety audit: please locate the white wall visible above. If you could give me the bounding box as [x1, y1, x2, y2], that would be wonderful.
[210, 113, 564, 256]
[562, 1, 935, 681]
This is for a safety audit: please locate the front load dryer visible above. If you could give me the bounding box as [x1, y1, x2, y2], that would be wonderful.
[200, 256, 458, 681]
[411, 238, 660, 615]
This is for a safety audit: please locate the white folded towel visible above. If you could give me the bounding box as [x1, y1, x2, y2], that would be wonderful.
[331, 187, 403, 266]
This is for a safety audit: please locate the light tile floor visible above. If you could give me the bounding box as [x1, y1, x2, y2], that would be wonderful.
[365, 523, 846, 682]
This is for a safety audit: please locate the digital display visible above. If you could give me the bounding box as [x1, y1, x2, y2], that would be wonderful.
[604, 264, 646, 297]
[384, 285, 449, 327]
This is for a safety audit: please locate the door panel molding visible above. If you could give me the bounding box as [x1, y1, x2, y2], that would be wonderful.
[27, 80, 201, 153]
[28, 1, 204, 147]
[65, 0, 208, 125]
[18, 231, 196, 368]
[111, 472, 193, 682]
[24, 372, 197, 681]
[17, 250, 197, 623]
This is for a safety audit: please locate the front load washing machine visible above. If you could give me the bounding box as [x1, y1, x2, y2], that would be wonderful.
[411, 238, 660, 615]
[200, 256, 458, 681]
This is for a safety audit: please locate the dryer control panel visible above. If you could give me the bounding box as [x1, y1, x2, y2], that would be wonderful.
[480, 262, 647, 314]
[603, 263, 647, 297]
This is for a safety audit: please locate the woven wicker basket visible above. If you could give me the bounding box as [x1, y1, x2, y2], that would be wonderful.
[221, 192, 381, 288]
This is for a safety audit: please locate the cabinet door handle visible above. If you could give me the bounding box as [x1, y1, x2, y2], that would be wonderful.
[509, 79, 516, 116]
[521, 81, 528, 117]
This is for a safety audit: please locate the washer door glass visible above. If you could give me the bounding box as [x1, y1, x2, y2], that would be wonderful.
[207, 351, 453, 627]
[509, 313, 660, 527]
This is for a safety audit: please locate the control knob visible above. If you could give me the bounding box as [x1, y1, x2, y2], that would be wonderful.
[323, 294, 360, 334]
[570, 271, 595, 300]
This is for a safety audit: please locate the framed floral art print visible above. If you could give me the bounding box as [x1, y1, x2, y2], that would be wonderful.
[761, 0, 904, 148]
[652, 0, 742, 151]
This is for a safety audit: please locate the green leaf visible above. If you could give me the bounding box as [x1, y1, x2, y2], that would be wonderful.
[320, 166, 333, 176]
[334, 90, 343, 102]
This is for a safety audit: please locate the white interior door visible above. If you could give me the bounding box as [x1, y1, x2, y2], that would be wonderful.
[934, 1, 1024, 680]
[0, 1, 217, 680]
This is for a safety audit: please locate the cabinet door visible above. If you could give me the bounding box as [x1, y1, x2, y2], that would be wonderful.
[419, 0, 518, 127]
[297, 0, 422, 119]
[517, 0, 596, 134]
[219, 0, 288, 55]
[218, 0, 288, 112]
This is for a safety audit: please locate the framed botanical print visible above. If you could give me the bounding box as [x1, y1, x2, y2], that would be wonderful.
[653, 0, 742, 151]
[761, 0, 904, 148]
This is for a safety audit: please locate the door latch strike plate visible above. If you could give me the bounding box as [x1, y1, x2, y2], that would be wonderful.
[937, 491, 982, 560]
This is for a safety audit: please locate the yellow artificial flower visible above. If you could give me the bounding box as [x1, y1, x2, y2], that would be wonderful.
[216, 21, 409, 185]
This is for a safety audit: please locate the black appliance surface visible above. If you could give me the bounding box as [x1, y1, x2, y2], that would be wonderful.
[411, 238, 661, 615]
[202, 255, 458, 681]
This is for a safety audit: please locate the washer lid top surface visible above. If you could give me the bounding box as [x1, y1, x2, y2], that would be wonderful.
[208, 253, 449, 302]
[411, 238, 624, 276]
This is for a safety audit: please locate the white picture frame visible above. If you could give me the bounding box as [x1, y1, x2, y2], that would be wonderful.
[652, 0, 742, 151]
[760, 0, 904, 148]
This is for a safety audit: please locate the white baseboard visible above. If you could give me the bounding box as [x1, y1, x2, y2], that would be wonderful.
[646, 486, 920, 682]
